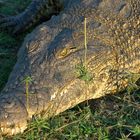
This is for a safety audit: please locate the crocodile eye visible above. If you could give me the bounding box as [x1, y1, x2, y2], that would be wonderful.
[60, 48, 68, 57]
[56, 46, 77, 59]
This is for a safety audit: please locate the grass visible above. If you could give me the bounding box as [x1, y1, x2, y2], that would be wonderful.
[76, 63, 92, 82]
[84, 17, 87, 68]
[0, 0, 31, 15]
[76, 18, 92, 83]
[0, 0, 140, 140]
[22, 76, 33, 111]
[4, 92, 140, 140]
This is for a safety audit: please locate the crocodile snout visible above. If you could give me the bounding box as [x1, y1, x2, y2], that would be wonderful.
[0, 93, 28, 135]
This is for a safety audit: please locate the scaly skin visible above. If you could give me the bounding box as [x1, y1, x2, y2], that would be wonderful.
[0, 0, 140, 136]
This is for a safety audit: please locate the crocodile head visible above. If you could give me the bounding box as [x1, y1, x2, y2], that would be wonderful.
[0, 0, 140, 136]
[0, 21, 116, 135]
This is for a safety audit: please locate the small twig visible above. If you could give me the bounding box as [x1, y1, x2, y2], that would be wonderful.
[22, 76, 32, 111]
[84, 17, 87, 68]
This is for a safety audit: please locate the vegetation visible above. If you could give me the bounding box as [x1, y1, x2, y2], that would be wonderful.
[22, 76, 33, 111]
[0, 0, 140, 139]
[76, 18, 92, 83]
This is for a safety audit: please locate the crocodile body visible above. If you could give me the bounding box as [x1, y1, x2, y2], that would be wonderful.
[0, 0, 140, 136]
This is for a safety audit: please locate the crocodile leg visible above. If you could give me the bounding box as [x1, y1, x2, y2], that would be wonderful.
[0, 0, 64, 34]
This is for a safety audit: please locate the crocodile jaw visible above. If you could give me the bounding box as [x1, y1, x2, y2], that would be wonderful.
[0, 93, 28, 135]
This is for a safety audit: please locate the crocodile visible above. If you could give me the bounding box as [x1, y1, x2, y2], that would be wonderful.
[0, 0, 140, 136]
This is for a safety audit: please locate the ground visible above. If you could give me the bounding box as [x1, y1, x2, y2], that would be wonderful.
[0, 0, 140, 139]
